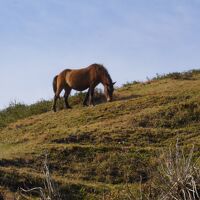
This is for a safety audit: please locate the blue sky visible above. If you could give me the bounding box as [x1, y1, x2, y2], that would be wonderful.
[0, 0, 200, 109]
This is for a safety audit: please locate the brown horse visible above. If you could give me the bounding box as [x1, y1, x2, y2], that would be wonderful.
[52, 63, 116, 112]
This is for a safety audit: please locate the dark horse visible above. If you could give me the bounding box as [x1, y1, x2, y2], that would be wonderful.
[52, 63, 116, 112]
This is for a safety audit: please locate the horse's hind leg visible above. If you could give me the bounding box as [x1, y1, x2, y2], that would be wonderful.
[52, 89, 62, 112]
[64, 86, 72, 109]
[52, 95, 58, 112]
[52, 80, 64, 112]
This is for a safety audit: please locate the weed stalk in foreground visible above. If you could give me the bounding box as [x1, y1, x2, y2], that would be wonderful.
[19, 153, 61, 200]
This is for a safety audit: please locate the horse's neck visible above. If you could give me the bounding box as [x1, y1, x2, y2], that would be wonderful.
[101, 75, 110, 86]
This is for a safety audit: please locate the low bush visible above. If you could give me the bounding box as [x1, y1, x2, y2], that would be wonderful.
[153, 69, 200, 81]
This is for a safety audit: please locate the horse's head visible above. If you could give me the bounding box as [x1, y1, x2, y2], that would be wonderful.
[104, 82, 116, 102]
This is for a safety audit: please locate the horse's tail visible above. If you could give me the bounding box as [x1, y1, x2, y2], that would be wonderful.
[53, 75, 58, 95]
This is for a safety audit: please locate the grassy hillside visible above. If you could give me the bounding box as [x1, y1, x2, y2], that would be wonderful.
[0, 70, 200, 199]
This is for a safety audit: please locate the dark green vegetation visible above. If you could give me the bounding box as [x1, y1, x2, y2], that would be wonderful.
[0, 70, 200, 199]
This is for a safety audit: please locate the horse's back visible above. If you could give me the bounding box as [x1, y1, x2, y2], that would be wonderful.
[56, 64, 102, 91]
[58, 67, 90, 91]
[58, 64, 100, 77]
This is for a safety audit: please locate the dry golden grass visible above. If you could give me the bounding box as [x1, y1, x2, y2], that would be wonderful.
[0, 71, 199, 199]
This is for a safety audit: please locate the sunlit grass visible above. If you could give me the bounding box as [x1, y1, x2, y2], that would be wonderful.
[0, 70, 199, 199]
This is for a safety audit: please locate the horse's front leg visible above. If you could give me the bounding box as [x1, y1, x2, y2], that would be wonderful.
[88, 86, 95, 106]
[83, 90, 90, 106]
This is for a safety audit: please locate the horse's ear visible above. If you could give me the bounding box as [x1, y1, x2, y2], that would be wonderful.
[112, 82, 116, 85]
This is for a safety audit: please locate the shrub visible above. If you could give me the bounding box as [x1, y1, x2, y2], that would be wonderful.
[123, 81, 140, 87]
[156, 140, 200, 200]
[0, 89, 105, 128]
[153, 69, 200, 81]
[0, 100, 52, 128]
[104, 140, 200, 200]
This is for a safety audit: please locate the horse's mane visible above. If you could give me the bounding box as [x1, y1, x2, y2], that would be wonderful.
[93, 63, 113, 84]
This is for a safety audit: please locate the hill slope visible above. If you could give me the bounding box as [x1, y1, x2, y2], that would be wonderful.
[0, 71, 200, 199]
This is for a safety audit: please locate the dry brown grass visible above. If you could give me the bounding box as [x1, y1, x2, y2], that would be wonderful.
[157, 140, 200, 200]
[0, 70, 199, 199]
